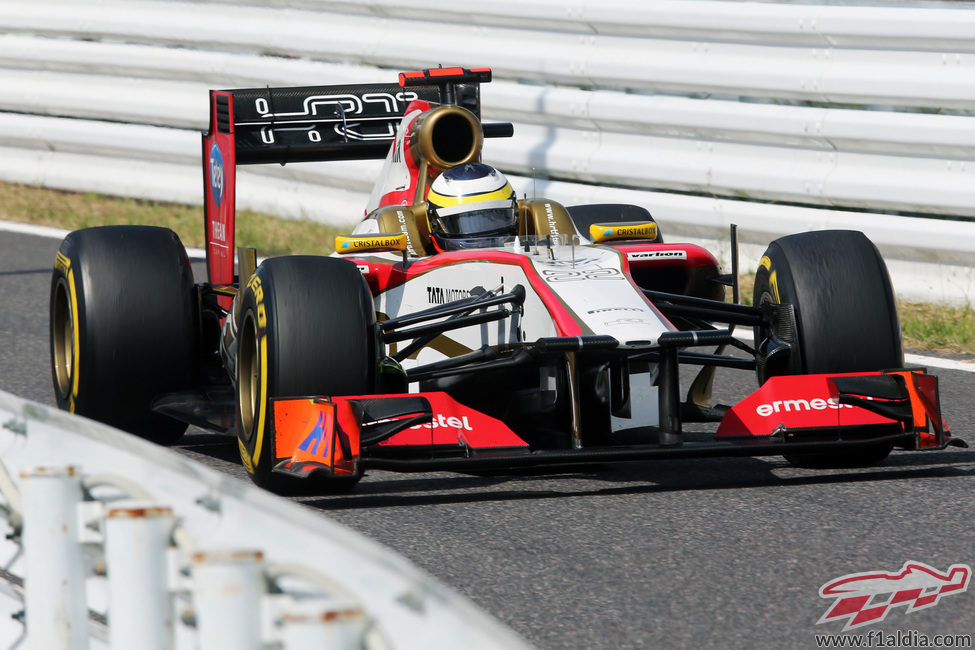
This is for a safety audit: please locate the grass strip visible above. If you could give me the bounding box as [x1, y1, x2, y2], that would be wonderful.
[0, 181, 346, 257]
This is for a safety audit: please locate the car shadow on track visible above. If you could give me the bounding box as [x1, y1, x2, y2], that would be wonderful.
[170, 425, 975, 508]
[300, 450, 975, 511]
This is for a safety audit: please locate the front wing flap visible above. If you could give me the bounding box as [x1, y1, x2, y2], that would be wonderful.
[270, 391, 530, 478]
[269, 369, 955, 478]
[270, 397, 361, 480]
[716, 369, 949, 449]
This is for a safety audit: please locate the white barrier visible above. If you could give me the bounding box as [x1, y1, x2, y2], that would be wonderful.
[0, 0, 972, 305]
[0, 390, 531, 649]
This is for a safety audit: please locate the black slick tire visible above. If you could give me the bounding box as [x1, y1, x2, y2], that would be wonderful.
[235, 256, 377, 493]
[752, 230, 902, 468]
[49, 226, 197, 444]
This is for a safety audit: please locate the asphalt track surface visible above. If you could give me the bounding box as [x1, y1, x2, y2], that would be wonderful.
[3, 227, 974, 649]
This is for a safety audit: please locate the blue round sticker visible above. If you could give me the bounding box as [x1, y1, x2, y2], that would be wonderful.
[209, 142, 225, 207]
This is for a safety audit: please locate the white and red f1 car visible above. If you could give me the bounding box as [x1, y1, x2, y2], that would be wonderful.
[49, 67, 963, 492]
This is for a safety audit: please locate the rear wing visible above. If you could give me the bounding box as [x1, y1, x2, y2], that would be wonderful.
[202, 67, 500, 287]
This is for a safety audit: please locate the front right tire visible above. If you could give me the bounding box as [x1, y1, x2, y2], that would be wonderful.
[235, 256, 377, 492]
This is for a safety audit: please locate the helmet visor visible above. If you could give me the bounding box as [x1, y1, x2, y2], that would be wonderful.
[431, 200, 517, 238]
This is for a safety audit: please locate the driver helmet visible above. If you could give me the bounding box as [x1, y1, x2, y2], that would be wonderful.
[427, 163, 518, 250]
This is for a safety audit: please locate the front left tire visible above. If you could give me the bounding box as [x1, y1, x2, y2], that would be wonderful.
[752, 230, 903, 467]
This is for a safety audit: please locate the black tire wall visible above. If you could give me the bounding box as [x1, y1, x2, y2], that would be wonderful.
[50, 226, 197, 443]
[753, 230, 903, 467]
[235, 255, 377, 490]
[753, 230, 902, 377]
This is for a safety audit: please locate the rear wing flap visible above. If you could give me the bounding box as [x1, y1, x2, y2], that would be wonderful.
[201, 67, 498, 285]
[219, 82, 443, 165]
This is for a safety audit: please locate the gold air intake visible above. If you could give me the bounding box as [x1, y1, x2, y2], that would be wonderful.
[409, 105, 483, 172]
[406, 104, 485, 227]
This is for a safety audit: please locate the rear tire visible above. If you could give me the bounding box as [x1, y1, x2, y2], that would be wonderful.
[235, 256, 377, 492]
[752, 230, 902, 468]
[49, 226, 197, 444]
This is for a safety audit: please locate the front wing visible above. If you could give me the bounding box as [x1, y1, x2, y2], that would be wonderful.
[269, 369, 957, 479]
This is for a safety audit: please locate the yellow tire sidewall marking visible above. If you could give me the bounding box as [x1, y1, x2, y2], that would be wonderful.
[69, 269, 81, 406]
[239, 439, 253, 473]
[240, 273, 269, 473]
[759, 255, 780, 303]
[252, 333, 268, 468]
[56, 251, 82, 413]
[55, 252, 81, 412]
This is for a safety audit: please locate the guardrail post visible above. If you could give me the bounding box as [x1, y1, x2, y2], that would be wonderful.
[191, 549, 265, 650]
[279, 603, 367, 649]
[104, 505, 175, 650]
[20, 465, 88, 650]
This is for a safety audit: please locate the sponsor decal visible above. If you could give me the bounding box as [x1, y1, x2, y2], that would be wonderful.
[427, 286, 470, 305]
[760, 255, 781, 303]
[246, 273, 268, 328]
[716, 373, 900, 438]
[336, 234, 407, 253]
[818, 561, 971, 630]
[536, 257, 603, 267]
[604, 318, 652, 327]
[586, 307, 645, 314]
[410, 414, 474, 431]
[395, 210, 418, 256]
[369, 392, 528, 448]
[249, 91, 420, 143]
[209, 142, 224, 208]
[542, 268, 622, 282]
[543, 203, 560, 235]
[627, 250, 688, 261]
[210, 220, 226, 244]
[754, 396, 852, 417]
[55, 251, 70, 275]
[590, 222, 658, 243]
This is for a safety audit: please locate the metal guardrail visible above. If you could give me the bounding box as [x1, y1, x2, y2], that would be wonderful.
[0, 0, 972, 303]
[0, 390, 530, 649]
